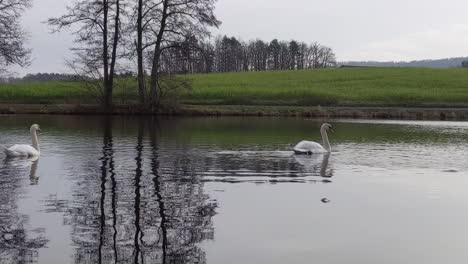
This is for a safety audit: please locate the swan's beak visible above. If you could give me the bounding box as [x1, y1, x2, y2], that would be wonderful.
[330, 128, 335, 133]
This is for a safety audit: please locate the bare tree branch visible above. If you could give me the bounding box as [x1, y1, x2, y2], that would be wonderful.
[0, 0, 32, 74]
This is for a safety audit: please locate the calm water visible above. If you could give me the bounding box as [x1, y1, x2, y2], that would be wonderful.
[1, 115, 468, 264]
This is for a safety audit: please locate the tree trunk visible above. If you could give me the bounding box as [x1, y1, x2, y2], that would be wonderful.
[108, 0, 120, 110]
[136, 0, 145, 104]
[149, 48, 161, 110]
[102, 0, 111, 110]
[149, 0, 169, 110]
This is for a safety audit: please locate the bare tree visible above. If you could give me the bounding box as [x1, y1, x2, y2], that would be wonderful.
[125, 0, 160, 104]
[0, 0, 32, 74]
[123, 0, 219, 107]
[48, 0, 121, 110]
[145, 0, 220, 109]
[319, 46, 336, 68]
[297, 42, 308, 70]
[136, 0, 145, 103]
[309, 42, 321, 69]
[268, 39, 280, 70]
[288, 40, 299, 70]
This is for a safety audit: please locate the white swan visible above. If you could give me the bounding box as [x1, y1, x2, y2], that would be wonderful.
[293, 123, 334, 154]
[4, 124, 41, 157]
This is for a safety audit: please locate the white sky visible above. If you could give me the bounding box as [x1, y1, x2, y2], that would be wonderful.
[13, 0, 468, 75]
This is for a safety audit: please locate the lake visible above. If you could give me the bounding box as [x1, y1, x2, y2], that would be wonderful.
[1, 115, 468, 264]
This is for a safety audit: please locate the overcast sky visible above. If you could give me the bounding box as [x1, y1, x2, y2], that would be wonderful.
[14, 0, 468, 75]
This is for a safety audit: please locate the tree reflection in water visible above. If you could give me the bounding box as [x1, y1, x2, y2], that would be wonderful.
[45, 117, 216, 263]
[0, 158, 48, 264]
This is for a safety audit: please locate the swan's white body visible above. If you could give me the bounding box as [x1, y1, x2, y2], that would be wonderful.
[293, 123, 333, 154]
[293, 141, 327, 154]
[4, 124, 41, 157]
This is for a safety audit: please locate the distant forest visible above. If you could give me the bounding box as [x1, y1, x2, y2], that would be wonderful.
[1, 73, 82, 83]
[0, 72, 133, 84]
[342, 57, 468, 68]
[159, 35, 337, 73]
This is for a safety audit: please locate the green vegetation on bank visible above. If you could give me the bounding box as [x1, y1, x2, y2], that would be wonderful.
[1, 67, 468, 107]
[188, 68, 468, 107]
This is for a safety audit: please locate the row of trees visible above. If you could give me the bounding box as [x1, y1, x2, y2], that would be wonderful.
[0, 72, 138, 84]
[160, 36, 337, 74]
[1, 73, 82, 83]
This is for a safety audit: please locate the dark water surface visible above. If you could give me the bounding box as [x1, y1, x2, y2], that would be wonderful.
[1, 115, 468, 264]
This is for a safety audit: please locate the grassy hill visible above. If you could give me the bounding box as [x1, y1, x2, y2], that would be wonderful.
[2, 67, 468, 107]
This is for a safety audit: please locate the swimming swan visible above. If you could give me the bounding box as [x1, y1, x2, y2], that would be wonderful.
[293, 123, 334, 154]
[4, 124, 41, 157]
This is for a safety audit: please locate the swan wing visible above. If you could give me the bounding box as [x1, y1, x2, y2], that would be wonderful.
[5, 145, 39, 157]
[293, 140, 326, 154]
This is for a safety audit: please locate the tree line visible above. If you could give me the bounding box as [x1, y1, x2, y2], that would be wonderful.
[0, 0, 337, 111]
[1, 73, 82, 83]
[159, 36, 336, 74]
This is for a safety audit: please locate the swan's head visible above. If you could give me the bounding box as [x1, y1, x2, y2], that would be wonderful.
[321, 123, 334, 133]
[30, 124, 41, 133]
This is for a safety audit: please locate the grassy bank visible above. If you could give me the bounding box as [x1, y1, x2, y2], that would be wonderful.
[0, 80, 136, 104]
[2, 103, 468, 121]
[189, 68, 468, 107]
[1, 67, 468, 107]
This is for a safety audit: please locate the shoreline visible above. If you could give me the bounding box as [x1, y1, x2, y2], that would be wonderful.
[1, 103, 468, 120]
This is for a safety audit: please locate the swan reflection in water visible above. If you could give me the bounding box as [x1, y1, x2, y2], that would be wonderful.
[293, 153, 333, 178]
[208, 150, 334, 183]
[293, 153, 334, 204]
[0, 156, 47, 263]
[3, 156, 40, 185]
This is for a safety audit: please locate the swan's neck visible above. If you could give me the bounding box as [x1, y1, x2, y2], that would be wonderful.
[31, 130, 40, 152]
[320, 128, 331, 152]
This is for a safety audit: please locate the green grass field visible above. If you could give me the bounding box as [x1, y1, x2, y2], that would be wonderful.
[2, 67, 468, 107]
